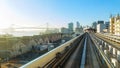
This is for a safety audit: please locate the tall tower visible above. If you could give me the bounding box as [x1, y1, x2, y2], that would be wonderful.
[92, 22, 97, 29]
[68, 22, 74, 33]
[76, 21, 80, 28]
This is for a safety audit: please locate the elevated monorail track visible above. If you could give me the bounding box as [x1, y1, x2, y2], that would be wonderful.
[20, 33, 114, 68]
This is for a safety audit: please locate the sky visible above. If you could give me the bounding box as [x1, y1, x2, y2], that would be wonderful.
[0, 0, 120, 29]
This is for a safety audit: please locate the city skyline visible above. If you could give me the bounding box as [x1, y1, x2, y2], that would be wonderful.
[0, 0, 120, 29]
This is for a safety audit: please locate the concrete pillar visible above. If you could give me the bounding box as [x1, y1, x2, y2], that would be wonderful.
[104, 50, 109, 57]
[106, 44, 109, 50]
[100, 45, 103, 51]
[97, 42, 99, 45]
[113, 48, 117, 57]
[111, 58, 119, 68]
[109, 45, 113, 54]
[100, 41, 102, 45]
[104, 42, 106, 45]
[99, 40, 102, 44]
[117, 50, 120, 62]
[104, 42, 107, 46]
[104, 42, 107, 49]
[102, 41, 104, 45]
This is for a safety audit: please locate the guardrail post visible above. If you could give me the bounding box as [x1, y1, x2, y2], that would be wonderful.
[100, 45, 104, 51]
[117, 50, 120, 62]
[104, 42, 107, 49]
[108, 45, 113, 55]
[102, 41, 104, 45]
[113, 48, 117, 58]
[104, 50, 109, 57]
[111, 58, 119, 68]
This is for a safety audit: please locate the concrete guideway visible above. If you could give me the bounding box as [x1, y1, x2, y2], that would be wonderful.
[20, 34, 81, 68]
[93, 33, 120, 68]
[80, 36, 87, 68]
[85, 34, 100, 68]
[64, 34, 86, 68]
[20, 33, 114, 68]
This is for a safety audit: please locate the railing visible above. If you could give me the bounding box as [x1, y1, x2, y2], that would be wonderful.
[91, 35, 115, 68]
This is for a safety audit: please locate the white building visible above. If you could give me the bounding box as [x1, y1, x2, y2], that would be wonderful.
[97, 23, 105, 33]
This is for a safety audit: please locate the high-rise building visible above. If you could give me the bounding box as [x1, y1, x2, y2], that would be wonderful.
[97, 23, 105, 33]
[92, 22, 97, 29]
[105, 22, 109, 29]
[110, 17, 115, 34]
[75, 26, 83, 34]
[110, 14, 120, 35]
[68, 22, 74, 33]
[76, 21, 80, 28]
[115, 15, 120, 35]
[75, 21, 83, 34]
[97, 21, 104, 24]
[96, 21, 105, 33]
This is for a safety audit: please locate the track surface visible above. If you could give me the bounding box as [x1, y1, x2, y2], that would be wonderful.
[43, 33, 109, 68]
